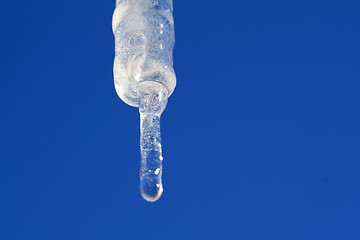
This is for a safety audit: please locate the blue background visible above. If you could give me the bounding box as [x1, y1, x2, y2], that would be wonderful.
[1, 0, 359, 239]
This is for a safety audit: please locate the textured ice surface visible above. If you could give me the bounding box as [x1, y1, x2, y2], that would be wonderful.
[138, 81, 168, 201]
[112, 0, 176, 107]
[112, 0, 176, 202]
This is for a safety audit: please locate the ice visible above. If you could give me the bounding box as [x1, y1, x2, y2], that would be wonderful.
[112, 0, 176, 202]
[113, 0, 176, 107]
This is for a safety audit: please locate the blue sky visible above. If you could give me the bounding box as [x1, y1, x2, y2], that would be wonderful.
[1, 0, 359, 239]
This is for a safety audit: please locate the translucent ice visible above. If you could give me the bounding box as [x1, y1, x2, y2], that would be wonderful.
[112, 0, 176, 107]
[112, 0, 176, 202]
[138, 82, 168, 201]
